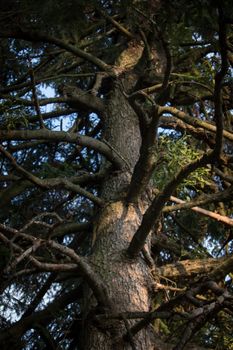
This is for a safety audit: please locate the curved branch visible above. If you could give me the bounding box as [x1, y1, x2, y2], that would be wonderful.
[0, 29, 113, 73]
[0, 169, 107, 209]
[0, 129, 124, 169]
[0, 145, 104, 205]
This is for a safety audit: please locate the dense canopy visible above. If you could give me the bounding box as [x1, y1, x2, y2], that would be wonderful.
[0, 1, 233, 349]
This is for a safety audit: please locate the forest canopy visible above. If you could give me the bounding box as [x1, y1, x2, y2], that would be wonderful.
[0, 0, 233, 349]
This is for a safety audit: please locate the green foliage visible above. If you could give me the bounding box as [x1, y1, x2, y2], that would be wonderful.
[153, 135, 210, 193]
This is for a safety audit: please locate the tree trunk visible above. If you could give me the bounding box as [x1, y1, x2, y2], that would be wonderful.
[84, 78, 156, 349]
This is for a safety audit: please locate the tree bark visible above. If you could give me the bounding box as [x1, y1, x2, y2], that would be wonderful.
[84, 78, 156, 349]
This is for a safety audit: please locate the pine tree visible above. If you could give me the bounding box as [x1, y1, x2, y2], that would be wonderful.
[0, 1, 233, 349]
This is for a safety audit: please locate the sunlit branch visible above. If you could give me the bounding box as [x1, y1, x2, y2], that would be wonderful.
[124, 280, 231, 346]
[174, 288, 232, 350]
[163, 189, 233, 227]
[153, 256, 228, 279]
[158, 106, 233, 142]
[159, 116, 215, 148]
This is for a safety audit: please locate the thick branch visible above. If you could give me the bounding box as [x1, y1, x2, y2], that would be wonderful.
[51, 222, 91, 238]
[209, 254, 233, 280]
[154, 257, 228, 279]
[127, 100, 159, 203]
[58, 84, 105, 114]
[127, 153, 212, 257]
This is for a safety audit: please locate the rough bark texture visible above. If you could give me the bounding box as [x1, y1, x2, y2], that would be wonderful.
[87, 201, 155, 349]
[84, 79, 156, 349]
[101, 77, 141, 200]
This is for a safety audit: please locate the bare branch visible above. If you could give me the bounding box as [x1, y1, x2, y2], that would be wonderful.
[153, 257, 228, 279]
[158, 106, 233, 143]
[4, 242, 41, 274]
[163, 190, 233, 227]
[0, 226, 112, 308]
